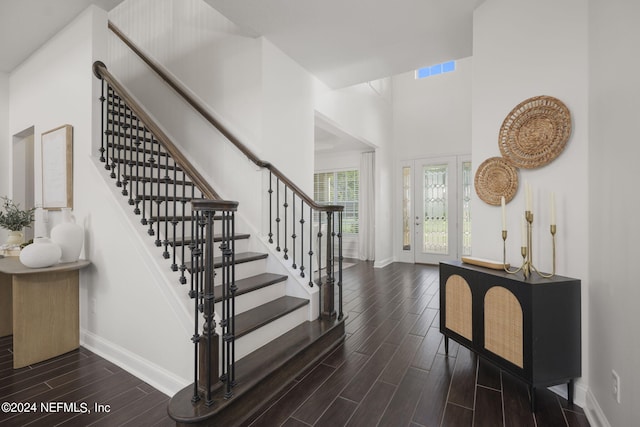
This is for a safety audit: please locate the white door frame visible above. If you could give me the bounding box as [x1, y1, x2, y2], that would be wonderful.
[396, 155, 471, 264]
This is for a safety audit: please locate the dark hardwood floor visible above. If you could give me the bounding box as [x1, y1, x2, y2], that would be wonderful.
[0, 336, 172, 426]
[0, 261, 589, 426]
[244, 262, 590, 427]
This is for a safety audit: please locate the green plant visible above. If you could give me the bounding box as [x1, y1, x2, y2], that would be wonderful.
[0, 197, 35, 232]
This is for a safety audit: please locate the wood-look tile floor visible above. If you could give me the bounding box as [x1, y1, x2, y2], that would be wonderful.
[0, 336, 172, 426]
[245, 262, 590, 427]
[0, 262, 590, 426]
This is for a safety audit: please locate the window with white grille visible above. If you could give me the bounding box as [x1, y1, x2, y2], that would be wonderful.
[314, 170, 359, 234]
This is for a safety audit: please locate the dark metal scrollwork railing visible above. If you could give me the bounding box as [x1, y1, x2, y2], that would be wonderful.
[266, 170, 344, 320]
[107, 21, 345, 321]
[190, 200, 238, 405]
[94, 61, 237, 404]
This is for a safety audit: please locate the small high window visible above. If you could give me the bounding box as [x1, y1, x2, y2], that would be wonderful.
[415, 61, 456, 79]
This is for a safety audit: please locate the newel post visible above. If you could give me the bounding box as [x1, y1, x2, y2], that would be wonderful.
[322, 211, 336, 319]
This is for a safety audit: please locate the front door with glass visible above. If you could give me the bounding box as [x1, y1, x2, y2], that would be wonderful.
[399, 156, 471, 264]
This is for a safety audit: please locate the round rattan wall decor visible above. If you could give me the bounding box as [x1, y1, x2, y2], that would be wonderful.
[498, 95, 571, 169]
[474, 157, 519, 206]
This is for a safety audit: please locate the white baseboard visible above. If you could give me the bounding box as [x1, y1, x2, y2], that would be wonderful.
[374, 257, 394, 268]
[80, 329, 190, 397]
[548, 382, 586, 408]
[549, 384, 611, 427]
[583, 388, 612, 427]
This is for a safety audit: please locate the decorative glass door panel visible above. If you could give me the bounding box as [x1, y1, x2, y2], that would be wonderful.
[422, 164, 449, 254]
[414, 157, 459, 264]
[402, 166, 412, 251]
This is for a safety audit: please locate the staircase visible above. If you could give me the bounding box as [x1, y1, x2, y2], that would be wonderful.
[94, 56, 345, 426]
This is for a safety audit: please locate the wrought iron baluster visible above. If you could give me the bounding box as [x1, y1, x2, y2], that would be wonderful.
[122, 107, 132, 200]
[105, 86, 114, 171]
[317, 210, 323, 309]
[155, 144, 166, 246]
[268, 171, 273, 244]
[133, 119, 142, 215]
[299, 201, 305, 278]
[291, 195, 296, 269]
[114, 96, 122, 183]
[275, 178, 281, 251]
[338, 210, 344, 320]
[139, 126, 149, 225]
[99, 81, 106, 163]
[147, 137, 157, 236]
[283, 187, 288, 260]
[178, 175, 188, 282]
[161, 146, 170, 255]
[170, 162, 179, 270]
[308, 206, 314, 288]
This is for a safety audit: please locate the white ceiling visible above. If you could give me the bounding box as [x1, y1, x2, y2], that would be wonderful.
[1, 0, 483, 151]
[205, 0, 483, 89]
[0, 0, 125, 73]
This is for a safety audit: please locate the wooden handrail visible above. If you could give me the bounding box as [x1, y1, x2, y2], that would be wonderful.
[93, 61, 221, 201]
[108, 21, 342, 213]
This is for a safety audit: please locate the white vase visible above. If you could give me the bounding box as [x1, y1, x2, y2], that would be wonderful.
[19, 237, 61, 268]
[6, 230, 24, 246]
[51, 208, 83, 263]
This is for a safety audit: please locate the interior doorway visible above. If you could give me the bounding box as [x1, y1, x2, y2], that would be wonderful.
[12, 126, 35, 241]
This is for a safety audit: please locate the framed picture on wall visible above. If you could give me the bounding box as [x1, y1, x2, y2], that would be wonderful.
[41, 124, 73, 209]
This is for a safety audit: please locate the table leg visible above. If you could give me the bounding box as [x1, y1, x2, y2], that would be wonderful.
[530, 386, 537, 412]
[568, 379, 575, 406]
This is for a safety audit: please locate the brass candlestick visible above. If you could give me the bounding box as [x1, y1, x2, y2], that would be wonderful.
[502, 211, 556, 279]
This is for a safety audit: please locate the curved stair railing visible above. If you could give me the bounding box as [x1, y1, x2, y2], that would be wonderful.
[94, 61, 237, 404]
[108, 21, 345, 322]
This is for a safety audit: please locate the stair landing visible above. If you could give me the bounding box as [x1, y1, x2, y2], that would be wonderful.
[168, 317, 345, 427]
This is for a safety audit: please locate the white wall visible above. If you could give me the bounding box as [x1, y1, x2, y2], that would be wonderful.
[472, 0, 590, 409]
[391, 57, 473, 262]
[9, 6, 192, 395]
[108, 0, 317, 236]
[393, 56, 472, 160]
[262, 39, 316, 193]
[0, 72, 9, 243]
[314, 79, 394, 266]
[588, 0, 640, 425]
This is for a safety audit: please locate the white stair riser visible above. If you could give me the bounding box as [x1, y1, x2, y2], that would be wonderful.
[220, 258, 267, 282]
[234, 305, 308, 361]
[214, 281, 286, 316]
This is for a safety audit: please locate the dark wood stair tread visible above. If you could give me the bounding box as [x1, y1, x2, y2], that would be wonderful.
[169, 234, 250, 246]
[110, 157, 182, 171]
[185, 251, 268, 272]
[214, 272, 287, 303]
[123, 174, 194, 186]
[234, 296, 308, 339]
[136, 194, 191, 203]
[168, 317, 346, 426]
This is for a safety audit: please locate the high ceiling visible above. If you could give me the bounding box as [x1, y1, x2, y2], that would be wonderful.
[2, 0, 482, 88]
[206, 0, 483, 89]
[0, 0, 125, 73]
[1, 0, 483, 151]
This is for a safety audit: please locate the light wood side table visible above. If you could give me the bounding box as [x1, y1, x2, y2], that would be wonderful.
[0, 257, 90, 368]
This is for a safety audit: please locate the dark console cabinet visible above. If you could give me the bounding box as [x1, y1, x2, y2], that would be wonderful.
[439, 261, 581, 410]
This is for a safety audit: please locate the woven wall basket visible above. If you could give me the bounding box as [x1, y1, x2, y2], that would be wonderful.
[498, 95, 571, 169]
[474, 157, 519, 206]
